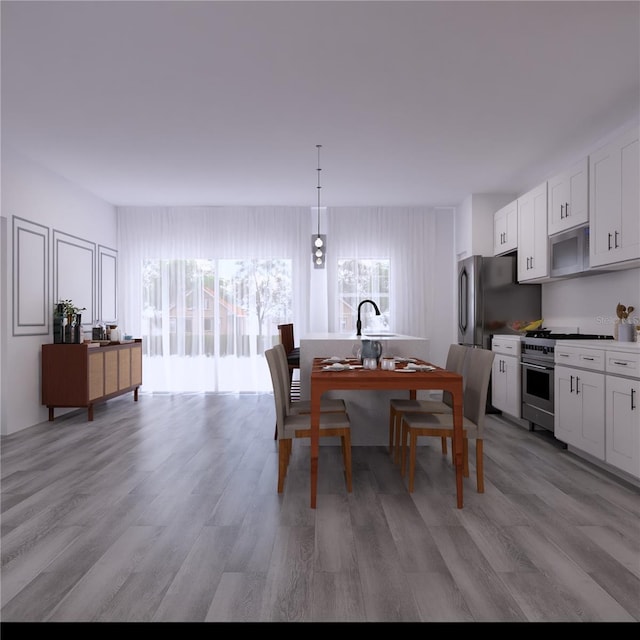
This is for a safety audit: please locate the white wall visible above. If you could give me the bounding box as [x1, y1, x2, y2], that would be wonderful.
[542, 268, 640, 335]
[1, 147, 117, 435]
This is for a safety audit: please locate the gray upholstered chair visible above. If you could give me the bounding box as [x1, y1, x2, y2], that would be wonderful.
[270, 343, 346, 439]
[388, 343, 468, 462]
[265, 347, 352, 494]
[399, 346, 494, 493]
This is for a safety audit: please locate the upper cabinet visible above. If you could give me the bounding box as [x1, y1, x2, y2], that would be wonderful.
[589, 125, 640, 269]
[493, 199, 518, 255]
[517, 182, 549, 281]
[547, 157, 589, 236]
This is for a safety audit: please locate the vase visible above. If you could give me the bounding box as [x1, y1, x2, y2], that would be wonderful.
[618, 322, 634, 342]
[74, 314, 83, 343]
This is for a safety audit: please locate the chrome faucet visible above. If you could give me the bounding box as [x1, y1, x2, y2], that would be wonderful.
[356, 299, 381, 336]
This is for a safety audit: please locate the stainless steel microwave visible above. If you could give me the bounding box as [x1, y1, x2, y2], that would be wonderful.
[549, 225, 590, 278]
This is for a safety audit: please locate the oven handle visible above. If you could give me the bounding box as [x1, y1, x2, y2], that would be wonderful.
[521, 361, 554, 371]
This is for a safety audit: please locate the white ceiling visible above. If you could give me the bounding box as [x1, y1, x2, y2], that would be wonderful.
[2, 1, 639, 208]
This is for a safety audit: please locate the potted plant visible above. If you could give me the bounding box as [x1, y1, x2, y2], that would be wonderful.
[54, 299, 86, 343]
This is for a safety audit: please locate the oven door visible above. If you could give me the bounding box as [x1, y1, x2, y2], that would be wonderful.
[521, 359, 554, 414]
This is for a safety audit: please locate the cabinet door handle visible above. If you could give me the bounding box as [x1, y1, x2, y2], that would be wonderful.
[613, 361, 628, 366]
[558, 353, 569, 357]
[530, 256, 534, 269]
[570, 375, 573, 393]
[614, 230, 619, 248]
[632, 388, 636, 411]
[608, 232, 612, 250]
[575, 376, 580, 394]
[565, 202, 569, 217]
[560, 204, 564, 219]
[583, 357, 594, 361]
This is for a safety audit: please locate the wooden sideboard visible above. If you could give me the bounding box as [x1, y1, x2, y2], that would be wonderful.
[41, 340, 142, 421]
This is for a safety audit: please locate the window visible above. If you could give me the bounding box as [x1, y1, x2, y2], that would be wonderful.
[337, 258, 390, 333]
[141, 257, 293, 391]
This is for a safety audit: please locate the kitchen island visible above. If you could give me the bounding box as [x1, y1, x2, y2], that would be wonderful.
[299, 333, 430, 445]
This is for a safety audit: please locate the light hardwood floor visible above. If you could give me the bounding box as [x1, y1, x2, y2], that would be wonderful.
[1, 392, 639, 622]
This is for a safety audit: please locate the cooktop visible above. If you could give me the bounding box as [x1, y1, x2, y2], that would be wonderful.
[524, 330, 614, 340]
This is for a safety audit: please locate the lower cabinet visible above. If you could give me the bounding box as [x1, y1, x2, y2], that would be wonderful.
[492, 353, 521, 418]
[605, 375, 640, 477]
[555, 365, 605, 459]
[42, 341, 142, 421]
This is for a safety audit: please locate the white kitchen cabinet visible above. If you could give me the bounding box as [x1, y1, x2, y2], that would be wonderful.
[491, 335, 521, 418]
[605, 348, 640, 478]
[493, 200, 518, 255]
[605, 375, 640, 478]
[518, 182, 549, 281]
[555, 365, 605, 459]
[589, 125, 640, 268]
[547, 157, 589, 236]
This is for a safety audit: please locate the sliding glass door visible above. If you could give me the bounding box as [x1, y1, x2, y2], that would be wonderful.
[141, 257, 293, 392]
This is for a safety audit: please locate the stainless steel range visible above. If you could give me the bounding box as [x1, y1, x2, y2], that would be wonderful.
[521, 330, 613, 437]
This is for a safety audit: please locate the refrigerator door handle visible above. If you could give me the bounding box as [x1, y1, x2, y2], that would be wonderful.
[458, 266, 468, 334]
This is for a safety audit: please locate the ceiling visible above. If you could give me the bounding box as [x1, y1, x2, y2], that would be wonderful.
[2, 1, 639, 208]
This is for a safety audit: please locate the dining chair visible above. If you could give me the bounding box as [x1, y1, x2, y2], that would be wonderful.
[388, 343, 468, 463]
[399, 346, 494, 493]
[270, 344, 346, 438]
[273, 343, 346, 416]
[265, 347, 353, 494]
[277, 323, 300, 386]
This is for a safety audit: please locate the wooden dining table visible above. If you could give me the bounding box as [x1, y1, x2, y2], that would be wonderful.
[309, 357, 465, 509]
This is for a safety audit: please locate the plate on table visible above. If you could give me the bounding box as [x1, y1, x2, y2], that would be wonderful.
[322, 356, 346, 364]
[394, 357, 417, 363]
[406, 363, 436, 371]
[322, 363, 349, 371]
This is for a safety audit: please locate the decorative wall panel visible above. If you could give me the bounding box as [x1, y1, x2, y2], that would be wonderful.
[12, 217, 49, 336]
[53, 231, 95, 326]
[98, 245, 117, 324]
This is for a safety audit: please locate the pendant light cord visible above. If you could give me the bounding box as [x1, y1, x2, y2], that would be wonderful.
[316, 144, 322, 237]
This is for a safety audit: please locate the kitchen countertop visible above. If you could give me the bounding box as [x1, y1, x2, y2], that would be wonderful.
[555, 339, 640, 352]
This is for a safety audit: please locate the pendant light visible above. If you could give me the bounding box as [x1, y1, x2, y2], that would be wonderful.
[312, 144, 326, 269]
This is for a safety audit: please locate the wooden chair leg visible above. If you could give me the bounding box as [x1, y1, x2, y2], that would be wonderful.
[277, 440, 289, 493]
[341, 432, 353, 492]
[408, 430, 418, 493]
[441, 436, 447, 455]
[463, 438, 469, 477]
[389, 407, 396, 454]
[394, 411, 403, 464]
[476, 439, 484, 493]
[400, 419, 408, 477]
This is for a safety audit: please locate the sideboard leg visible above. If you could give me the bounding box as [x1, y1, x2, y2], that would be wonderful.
[134, 387, 139, 402]
[88, 405, 94, 421]
[48, 407, 54, 421]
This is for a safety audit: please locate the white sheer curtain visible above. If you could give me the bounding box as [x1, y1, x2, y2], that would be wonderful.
[117, 206, 310, 392]
[326, 207, 441, 340]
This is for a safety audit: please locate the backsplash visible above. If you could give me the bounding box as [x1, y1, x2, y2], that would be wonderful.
[542, 267, 640, 336]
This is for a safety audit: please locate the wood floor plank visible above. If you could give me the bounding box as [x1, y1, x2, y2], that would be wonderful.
[152, 525, 240, 622]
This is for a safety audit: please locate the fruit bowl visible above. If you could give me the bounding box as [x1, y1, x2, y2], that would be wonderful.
[508, 319, 544, 334]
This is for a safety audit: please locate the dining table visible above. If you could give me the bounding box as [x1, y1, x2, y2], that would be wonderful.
[309, 357, 465, 509]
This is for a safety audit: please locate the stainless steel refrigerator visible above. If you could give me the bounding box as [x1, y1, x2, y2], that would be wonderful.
[457, 255, 541, 350]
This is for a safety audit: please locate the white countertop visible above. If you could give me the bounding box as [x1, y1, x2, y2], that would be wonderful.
[301, 332, 426, 341]
[555, 339, 640, 352]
